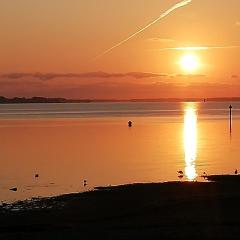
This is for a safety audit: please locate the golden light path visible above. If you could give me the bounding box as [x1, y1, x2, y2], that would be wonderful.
[184, 106, 198, 181]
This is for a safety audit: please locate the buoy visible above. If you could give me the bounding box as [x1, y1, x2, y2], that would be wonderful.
[9, 187, 17, 192]
[128, 121, 132, 127]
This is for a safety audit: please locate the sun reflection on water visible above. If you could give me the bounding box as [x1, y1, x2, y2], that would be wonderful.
[184, 105, 198, 181]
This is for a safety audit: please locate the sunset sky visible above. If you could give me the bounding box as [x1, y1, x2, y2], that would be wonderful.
[0, 0, 240, 99]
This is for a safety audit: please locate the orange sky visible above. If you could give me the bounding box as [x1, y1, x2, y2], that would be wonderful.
[0, 0, 240, 99]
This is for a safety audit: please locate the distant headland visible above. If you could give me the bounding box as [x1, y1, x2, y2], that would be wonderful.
[1, 96, 240, 104]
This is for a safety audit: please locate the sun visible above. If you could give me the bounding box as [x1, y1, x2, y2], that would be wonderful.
[180, 54, 199, 73]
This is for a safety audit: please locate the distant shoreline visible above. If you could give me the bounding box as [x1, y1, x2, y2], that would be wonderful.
[0, 96, 240, 104]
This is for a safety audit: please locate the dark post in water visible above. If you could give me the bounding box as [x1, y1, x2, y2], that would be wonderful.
[229, 105, 233, 132]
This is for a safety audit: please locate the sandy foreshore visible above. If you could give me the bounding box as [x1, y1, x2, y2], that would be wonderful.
[1, 181, 240, 239]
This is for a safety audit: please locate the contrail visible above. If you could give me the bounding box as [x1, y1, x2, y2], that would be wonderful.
[94, 0, 193, 60]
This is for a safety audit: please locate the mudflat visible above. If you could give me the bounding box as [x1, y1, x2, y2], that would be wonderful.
[1, 181, 240, 239]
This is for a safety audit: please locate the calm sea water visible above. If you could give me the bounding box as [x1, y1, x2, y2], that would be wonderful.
[0, 101, 239, 202]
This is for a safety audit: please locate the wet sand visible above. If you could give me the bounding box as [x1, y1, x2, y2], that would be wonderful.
[1, 181, 240, 239]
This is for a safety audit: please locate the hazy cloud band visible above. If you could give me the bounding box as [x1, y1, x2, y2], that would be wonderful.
[1, 72, 167, 80]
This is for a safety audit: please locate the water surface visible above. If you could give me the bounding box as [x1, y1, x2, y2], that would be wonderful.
[0, 102, 239, 202]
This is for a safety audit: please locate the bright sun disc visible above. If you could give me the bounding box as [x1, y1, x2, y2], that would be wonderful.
[180, 54, 199, 73]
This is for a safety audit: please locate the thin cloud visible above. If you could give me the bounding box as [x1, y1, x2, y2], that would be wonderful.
[1, 72, 208, 82]
[147, 38, 175, 43]
[2, 76, 240, 99]
[153, 45, 240, 51]
[1, 72, 167, 80]
[175, 74, 206, 78]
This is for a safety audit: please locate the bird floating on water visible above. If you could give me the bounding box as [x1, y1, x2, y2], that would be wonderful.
[35, 174, 39, 178]
[202, 172, 207, 179]
[235, 169, 238, 175]
[177, 170, 184, 180]
[9, 187, 17, 192]
[83, 180, 87, 187]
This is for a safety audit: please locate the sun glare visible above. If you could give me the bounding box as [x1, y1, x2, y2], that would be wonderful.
[180, 54, 199, 73]
[184, 106, 198, 181]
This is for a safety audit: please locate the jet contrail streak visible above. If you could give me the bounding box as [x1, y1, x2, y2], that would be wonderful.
[94, 0, 193, 60]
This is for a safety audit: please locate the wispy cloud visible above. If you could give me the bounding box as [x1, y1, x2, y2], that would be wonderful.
[147, 38, 175, 43]
[1, 72, 167, 80]
[2, 75, 240, 99]
[175, 74, 206, 78]
[153, 45, 240, 51]
[94, 0, 193, 60]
